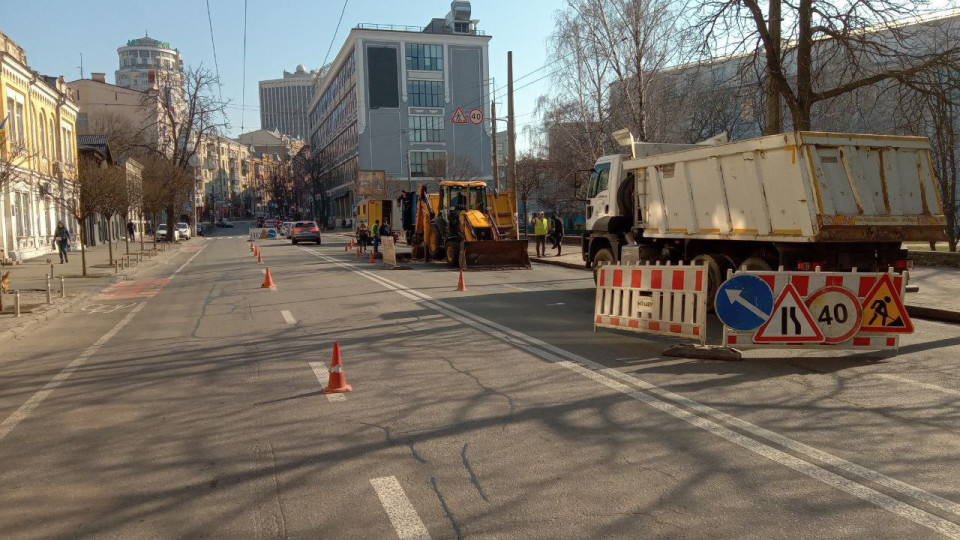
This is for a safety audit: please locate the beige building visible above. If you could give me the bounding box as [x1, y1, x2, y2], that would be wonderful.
[115, 36, 183, 93]
[1, 30, 80, 262]
[199, 135, 252, 220]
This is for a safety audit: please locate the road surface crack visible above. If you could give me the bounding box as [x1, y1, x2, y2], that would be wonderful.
[359, 421, 427, 464]
[461, 442, 489, 502]
[431, 476, 464, 540]
[439, 355, 515, 432]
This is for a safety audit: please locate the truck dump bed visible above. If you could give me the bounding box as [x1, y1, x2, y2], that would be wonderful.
[632, 132, 945, 243]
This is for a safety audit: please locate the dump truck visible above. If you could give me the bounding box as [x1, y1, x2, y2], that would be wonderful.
[411, 181, 530, 269]
[582, 130, 947, 297]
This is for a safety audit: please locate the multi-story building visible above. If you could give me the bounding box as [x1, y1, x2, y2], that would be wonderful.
[308, 0, 493, 224]
[68, 73, 167, 149]
[258, 66, 316, 141]
[1, 30, 80, 262]
[198, 135, 252, 220]
[237, 128, 304, 161]
[115, 36, 184, 93]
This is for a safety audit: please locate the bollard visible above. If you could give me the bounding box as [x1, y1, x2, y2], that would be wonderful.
[14, 290, 20, 317]
[49, 262, 54, 280]
[60, 275, 65, 298]
[46, 274, 52, 304]
[115, 260, 120, 273]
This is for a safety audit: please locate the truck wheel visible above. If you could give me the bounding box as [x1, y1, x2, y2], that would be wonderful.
[591, 247, 615, 283]
[445, 241, 460, 267]
[740, 257, 773, 271]
[691, 253, 730, 312]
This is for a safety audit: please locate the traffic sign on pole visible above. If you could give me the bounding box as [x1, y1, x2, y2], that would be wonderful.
[451, 107, 468, 124]
[715, 274, 774, 332]
[753, 283, 824, 343]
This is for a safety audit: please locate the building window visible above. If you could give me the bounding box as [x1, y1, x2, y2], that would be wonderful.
[367, 46, 399, 109]
[410, 151, 445, 177]
[405, 44, 443, 71]
[407, 80, 444, 107]
[409, 115, 444, 143]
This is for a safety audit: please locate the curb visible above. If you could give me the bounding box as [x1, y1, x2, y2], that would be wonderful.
[0, 244, 184, 342]
[530, 257, 587, 271]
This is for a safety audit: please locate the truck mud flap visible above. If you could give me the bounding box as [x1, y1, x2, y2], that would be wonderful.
[461, 240, 531, 270]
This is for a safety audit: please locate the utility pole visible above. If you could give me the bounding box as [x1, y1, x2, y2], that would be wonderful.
[765, 0, 782, 134]
[491, 100, 499, 193]
[506, 51, 517, 239]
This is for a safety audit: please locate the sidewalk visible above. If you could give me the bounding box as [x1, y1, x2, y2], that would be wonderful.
[0, 237, 183, 340]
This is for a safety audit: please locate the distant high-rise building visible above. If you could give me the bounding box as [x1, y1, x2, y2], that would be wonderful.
[258, 65, 316, 141]
[115, 36, 183, 92]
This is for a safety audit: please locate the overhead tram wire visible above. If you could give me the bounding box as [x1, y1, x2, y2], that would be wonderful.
[204, 0, 226, 122]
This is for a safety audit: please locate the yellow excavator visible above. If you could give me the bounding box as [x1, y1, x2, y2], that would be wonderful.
[412, 181, 530, 269]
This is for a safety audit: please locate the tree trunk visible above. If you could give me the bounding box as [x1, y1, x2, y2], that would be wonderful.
[80, 221, 88, 277]
[794, 0, 814, 131]
[166, 205, 176, 242]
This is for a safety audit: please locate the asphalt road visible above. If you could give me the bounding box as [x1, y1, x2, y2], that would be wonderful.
[2, 223, 960, 539]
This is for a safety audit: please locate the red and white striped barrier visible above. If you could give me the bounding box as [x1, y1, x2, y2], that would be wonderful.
[594, 262, 708, 344]
[722, 268, 910, 351]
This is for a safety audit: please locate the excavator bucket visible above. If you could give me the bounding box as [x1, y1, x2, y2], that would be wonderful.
[460, 239, 531, 269]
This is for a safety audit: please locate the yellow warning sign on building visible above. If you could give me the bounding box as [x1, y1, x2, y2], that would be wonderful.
[860, 274, 913, 333]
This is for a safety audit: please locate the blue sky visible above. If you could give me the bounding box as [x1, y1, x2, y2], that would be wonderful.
[4, 0, 558, 145]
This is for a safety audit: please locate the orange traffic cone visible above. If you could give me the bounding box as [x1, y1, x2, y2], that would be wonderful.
[456, 269, 466, 291]
[355, 247, 360, 258]
[369, 251, 375, 263]
[323, 342, 352, 393]
[351, 239, 355, 249]
[261, 267, 276, 288]
[254, 246, 259, 257]
[257, 251, 263, 264]
[344, 243, 349, 252]
[250, 243, 254, 252]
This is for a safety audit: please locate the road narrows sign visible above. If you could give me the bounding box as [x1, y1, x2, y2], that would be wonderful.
[753, 283, 824, 343]
[469, 108, 484, 124]
[805, 286, 862, 344]
[451, 107, 468, 124]
[715, 274, 774, 332]
[860, 274, 913, 333]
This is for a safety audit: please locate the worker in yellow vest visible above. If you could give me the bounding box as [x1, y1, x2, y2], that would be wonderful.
[533, 211, 549, 257]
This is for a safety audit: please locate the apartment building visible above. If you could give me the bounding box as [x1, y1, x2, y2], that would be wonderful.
[1, 30, 80, 262]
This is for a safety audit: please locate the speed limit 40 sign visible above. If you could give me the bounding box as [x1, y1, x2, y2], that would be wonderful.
[805, 286, 862, 343]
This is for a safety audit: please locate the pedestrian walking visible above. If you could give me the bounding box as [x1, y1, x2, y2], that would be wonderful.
[54, 221, 71, 264]
[357, 222, 369, 252]
[549, 213, 565, 256]
[372, 219, 381, 254]
[127, 220, 136, 240]
[533, 211, 549, 257]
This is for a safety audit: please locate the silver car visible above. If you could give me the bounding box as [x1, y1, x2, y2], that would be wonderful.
[291, 221, 321, 245]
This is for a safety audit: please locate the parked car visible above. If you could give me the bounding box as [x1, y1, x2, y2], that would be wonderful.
[176, 222, 191, 240]
[156, 224, 180, 242]
[291, 221, 321, 245]
[282, 222, 295, 238]
[216, 219, 234, 228]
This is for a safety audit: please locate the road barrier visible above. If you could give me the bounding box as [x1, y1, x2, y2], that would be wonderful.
[594, 262, 708, 344]
[249, 228, 278, 240]
[383, 237, 397, 267]
[718, 268, 912, 352]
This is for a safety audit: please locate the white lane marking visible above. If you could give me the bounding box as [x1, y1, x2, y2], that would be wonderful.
[301, 247, 960, 537]
[0, 244, 209, 443]
[309, 362, 346, 402]
[878, 374, 960, 397]
[281, 310, 296, 325]
[369, 476, 432, 540]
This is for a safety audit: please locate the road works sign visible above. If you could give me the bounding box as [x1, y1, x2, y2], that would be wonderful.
[451, 107, 468, 124]
[715, 274, 773, 331]
[720, 269, 912, 352]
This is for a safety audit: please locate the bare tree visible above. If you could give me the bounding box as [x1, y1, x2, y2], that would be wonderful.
[140, 154, 188, 247]
[0, 129, 33, 193]
[698, 0, 960, 131]
[63, 153, 121, 276]
[99, 165, 129, 265]
[141, 66, 228, 240]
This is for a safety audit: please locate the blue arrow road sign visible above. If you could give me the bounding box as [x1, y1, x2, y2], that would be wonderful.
[715, 274, 775, 332]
